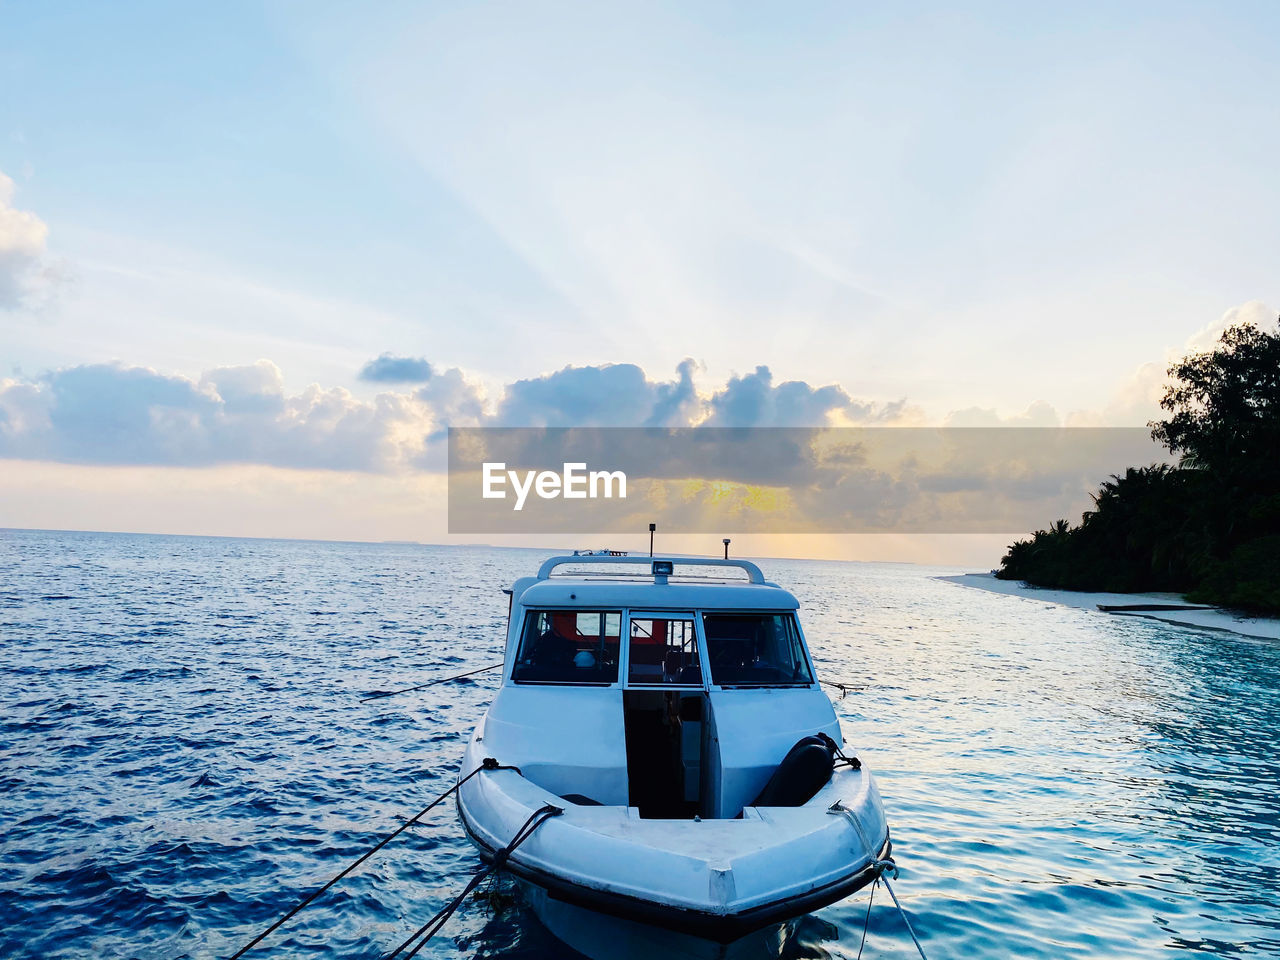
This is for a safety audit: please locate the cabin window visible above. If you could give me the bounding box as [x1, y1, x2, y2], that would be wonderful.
[627, 615, 702, 686]
[702, 613, 813, 686]
[512, 610, 621, 684]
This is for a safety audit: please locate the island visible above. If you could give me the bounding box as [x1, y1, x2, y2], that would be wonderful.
[996, 316, 1280, 616]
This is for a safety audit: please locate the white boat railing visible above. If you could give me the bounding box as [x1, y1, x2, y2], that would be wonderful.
[536, 554, 768, 584]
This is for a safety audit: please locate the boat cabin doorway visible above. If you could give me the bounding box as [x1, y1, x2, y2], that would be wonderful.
[622, 613, 710, 819]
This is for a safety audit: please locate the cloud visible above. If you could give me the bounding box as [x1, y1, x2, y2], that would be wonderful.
[42, 364, 217, 465]
[199, 360, 286, 415]
[0, 355, 909, 468]
[1065, 300, 1277, 426]
[487, 360, 896, 429]
[492, 359, 701, 427]
[703, 365, 901, 427]
[1183, 299, 1274, 353]
[943, 400, 1061, 428]
[1, 353, 1178, 537]
[416, 366, 487, 433]
[0, 361, 432, 470]
[0, 172, 52, 310]
[646, 358, 700, 427]
[358, 353, 436, 383]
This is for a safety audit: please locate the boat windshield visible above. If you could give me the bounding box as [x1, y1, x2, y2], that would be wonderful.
[512, 610, 621, 684]
[702, 613, 813, 686]
[628, 614, 702, 686]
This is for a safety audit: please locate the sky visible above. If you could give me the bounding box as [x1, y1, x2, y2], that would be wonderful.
[2, 1, 1278, 563]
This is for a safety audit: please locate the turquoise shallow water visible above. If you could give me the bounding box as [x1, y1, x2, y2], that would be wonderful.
[2, 529, 1278, 958]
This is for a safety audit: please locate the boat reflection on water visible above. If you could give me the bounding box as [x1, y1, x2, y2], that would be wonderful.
[465, 876, 846, 960]
[524, 890, 814, 960]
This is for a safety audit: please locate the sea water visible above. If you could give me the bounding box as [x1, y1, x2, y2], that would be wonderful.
[1, 529, 1277, 958]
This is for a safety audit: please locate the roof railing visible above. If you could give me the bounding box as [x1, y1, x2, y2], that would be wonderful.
[535, 554, 768, 584]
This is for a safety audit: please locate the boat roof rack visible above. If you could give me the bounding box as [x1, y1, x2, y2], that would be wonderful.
[536, 554, 768, 585]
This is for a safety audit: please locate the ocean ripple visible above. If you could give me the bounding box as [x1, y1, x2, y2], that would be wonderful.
[1, 529, 1278, 958]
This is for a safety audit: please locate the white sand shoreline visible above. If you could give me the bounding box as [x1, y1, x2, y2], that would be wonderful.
[939, 572, 1280, 641]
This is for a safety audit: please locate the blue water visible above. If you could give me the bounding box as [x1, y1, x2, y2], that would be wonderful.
[2, 529, 1278, 958]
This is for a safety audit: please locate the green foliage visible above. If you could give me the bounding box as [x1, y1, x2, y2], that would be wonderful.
[997, 316, 1280, 615]
[1151, 322, 1280, 478]
[1188, 536, 1280, 612]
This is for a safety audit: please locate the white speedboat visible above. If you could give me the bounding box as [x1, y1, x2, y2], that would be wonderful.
[457, 555, 890, 956]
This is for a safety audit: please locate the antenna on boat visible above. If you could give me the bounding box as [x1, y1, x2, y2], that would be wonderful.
[723, 538, 731, 559]
[648, 522, 655, 557]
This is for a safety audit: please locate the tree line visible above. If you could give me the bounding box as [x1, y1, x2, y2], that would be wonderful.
[996, 317, 1280, 614]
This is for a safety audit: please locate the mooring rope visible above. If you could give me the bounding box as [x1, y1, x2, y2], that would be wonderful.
[361, 662, 505, 702]
[855, 878, 877, 960]
[227, 757, 519, 958]
[818, 678, 866, 698]
[881, 875, 930, 960]
[861, 858, 931, 960]
[384, 803, 563, 959]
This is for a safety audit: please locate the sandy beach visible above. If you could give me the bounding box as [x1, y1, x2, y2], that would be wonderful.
[939, 572, 1280, 641]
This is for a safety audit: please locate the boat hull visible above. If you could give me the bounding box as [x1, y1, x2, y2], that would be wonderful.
[456, 732, 892, 944]
[463, 802, 889, 943]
